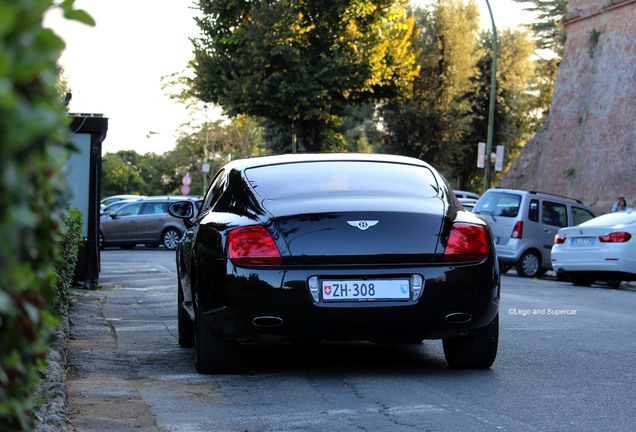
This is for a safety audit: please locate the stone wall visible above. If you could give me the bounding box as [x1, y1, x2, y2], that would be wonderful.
[499, 0, 636, 214]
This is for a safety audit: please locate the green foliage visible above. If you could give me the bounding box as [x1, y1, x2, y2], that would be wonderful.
[192, 0, 419, 152]
[101, 152, 148, 197]
[0, 0, 92, 429]
[469, 28, 538, 188]
[380, 1, 540, 192]
[380, 0, 481, 180]
[512, 0, 568, 56]
[54, 208, 84, 314]
[587, 28, 601, 58]
[102, 117, 269, 197]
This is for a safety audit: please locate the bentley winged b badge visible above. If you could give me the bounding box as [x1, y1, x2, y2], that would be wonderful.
[347, 220, 379, 231]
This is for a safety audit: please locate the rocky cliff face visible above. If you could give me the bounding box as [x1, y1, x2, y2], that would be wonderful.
[499, 0, 636, 214]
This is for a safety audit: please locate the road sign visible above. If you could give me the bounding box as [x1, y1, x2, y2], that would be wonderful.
[180, 185, 191, 195]
[182, 174, 192, 186]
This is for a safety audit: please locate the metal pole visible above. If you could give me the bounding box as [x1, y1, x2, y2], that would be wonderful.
[203, 104, 209, 195]
[483, 0, 498, 192]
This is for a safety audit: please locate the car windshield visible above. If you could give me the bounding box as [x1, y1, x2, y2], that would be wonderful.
[245, 161, 440, 199]
[473, 192, 521, 217]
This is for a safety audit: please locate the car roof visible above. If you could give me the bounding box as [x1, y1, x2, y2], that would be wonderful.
[485, 188, 587, 206]
[140, 195, 202, 201]
[220, 153, 432, 172]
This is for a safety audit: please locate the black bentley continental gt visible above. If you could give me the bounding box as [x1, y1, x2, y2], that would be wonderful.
[168, 153, 500, 374]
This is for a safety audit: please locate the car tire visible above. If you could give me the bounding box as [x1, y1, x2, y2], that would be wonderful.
[194, 314, 240, 374]
[177, 283, 194, 348]
[443, 314, 498, 369]
[162, 228, 181, 250]
[515, 250, 541, 278]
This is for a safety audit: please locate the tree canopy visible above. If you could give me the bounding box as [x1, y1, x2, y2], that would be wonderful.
[191, 0, 420, 152]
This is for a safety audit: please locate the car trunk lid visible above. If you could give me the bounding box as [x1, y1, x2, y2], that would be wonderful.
[261, 194, 446, 265]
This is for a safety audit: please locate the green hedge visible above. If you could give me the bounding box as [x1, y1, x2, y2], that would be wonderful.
[55, 208, 84, 314]
[0, 1, 94, 430]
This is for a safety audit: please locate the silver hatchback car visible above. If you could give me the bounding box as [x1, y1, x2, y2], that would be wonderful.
[473, 189, 596, 277]
[100, 196, 202, 250]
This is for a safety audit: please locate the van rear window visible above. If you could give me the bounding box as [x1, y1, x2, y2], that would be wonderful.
[474, 192, 521, 217]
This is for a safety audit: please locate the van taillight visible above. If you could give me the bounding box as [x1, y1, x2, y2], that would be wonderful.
[511, 221, 523, 239]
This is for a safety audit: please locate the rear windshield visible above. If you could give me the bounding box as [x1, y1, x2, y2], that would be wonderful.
[245, 161, 439, 199]
[474, 192, 521, 218]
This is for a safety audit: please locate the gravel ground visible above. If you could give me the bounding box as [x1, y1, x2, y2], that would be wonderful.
[33, 315, 72, 432]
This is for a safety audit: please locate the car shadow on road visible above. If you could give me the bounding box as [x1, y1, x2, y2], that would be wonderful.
[229, 340, 450, 376]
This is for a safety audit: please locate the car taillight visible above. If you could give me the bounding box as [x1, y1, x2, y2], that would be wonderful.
[444, 223, 489, 262]
[228, 226, 282, 265]
[511, 221, 523, 239]
[598, 232, 632, 243]
[554, 234, 566, 244]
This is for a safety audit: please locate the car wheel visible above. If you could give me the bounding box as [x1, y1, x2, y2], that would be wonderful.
[515, 250, 541, 278]
[194, 314, 240, 374]
[443, 314, 498, 369]
[568, 273, 595, 287]
[162, 228, 181, 250]
[177, 282, 194, 348]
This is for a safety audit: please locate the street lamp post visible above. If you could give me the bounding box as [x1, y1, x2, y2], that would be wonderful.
[203, 104, 209, 195]
[483, 0, 498, 192]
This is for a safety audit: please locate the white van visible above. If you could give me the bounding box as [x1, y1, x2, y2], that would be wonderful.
[473, 189, 596, 277]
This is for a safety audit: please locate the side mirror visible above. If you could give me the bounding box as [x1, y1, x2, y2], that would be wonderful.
[168, 201, 195, 219]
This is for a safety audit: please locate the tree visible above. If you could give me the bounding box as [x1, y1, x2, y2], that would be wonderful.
[380, 0, 481, 180]
[380, 1, 540, 191]
[466, 28, 537, 189]
[101, 152, 148, 197]
[513, 0, 568, 56]
[191, 0, 419, 152]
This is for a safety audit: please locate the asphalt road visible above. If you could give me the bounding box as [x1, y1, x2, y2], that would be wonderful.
[64, 248, 636, 432]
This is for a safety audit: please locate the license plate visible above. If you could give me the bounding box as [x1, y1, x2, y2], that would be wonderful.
[571, 237, 595, 247]
[321, 279, 410, 302]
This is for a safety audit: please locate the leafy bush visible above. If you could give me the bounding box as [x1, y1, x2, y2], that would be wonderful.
[54, 208, 84, 314]
[0, 0, 93, 430]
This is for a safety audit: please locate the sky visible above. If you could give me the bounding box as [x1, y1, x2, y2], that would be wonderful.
[46, 0, 536, 155]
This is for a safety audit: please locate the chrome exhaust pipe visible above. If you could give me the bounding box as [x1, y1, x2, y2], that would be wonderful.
[252, 316, 284, 328]
[445, 312, 473, 324]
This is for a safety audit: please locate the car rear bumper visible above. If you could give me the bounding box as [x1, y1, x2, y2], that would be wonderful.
[551, 251, 636, 275]
[197, 261, 500, 342]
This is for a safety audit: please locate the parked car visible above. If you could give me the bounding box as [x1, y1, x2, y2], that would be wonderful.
[100, 196, 202, 250]
[454, 190, 480, 211]
[100, 194, 146, 210]
[551, 211, 636, 286]
[473, 188, 596, 278]
[168, 153, 500, 374]
[100, 198, 142, 216]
